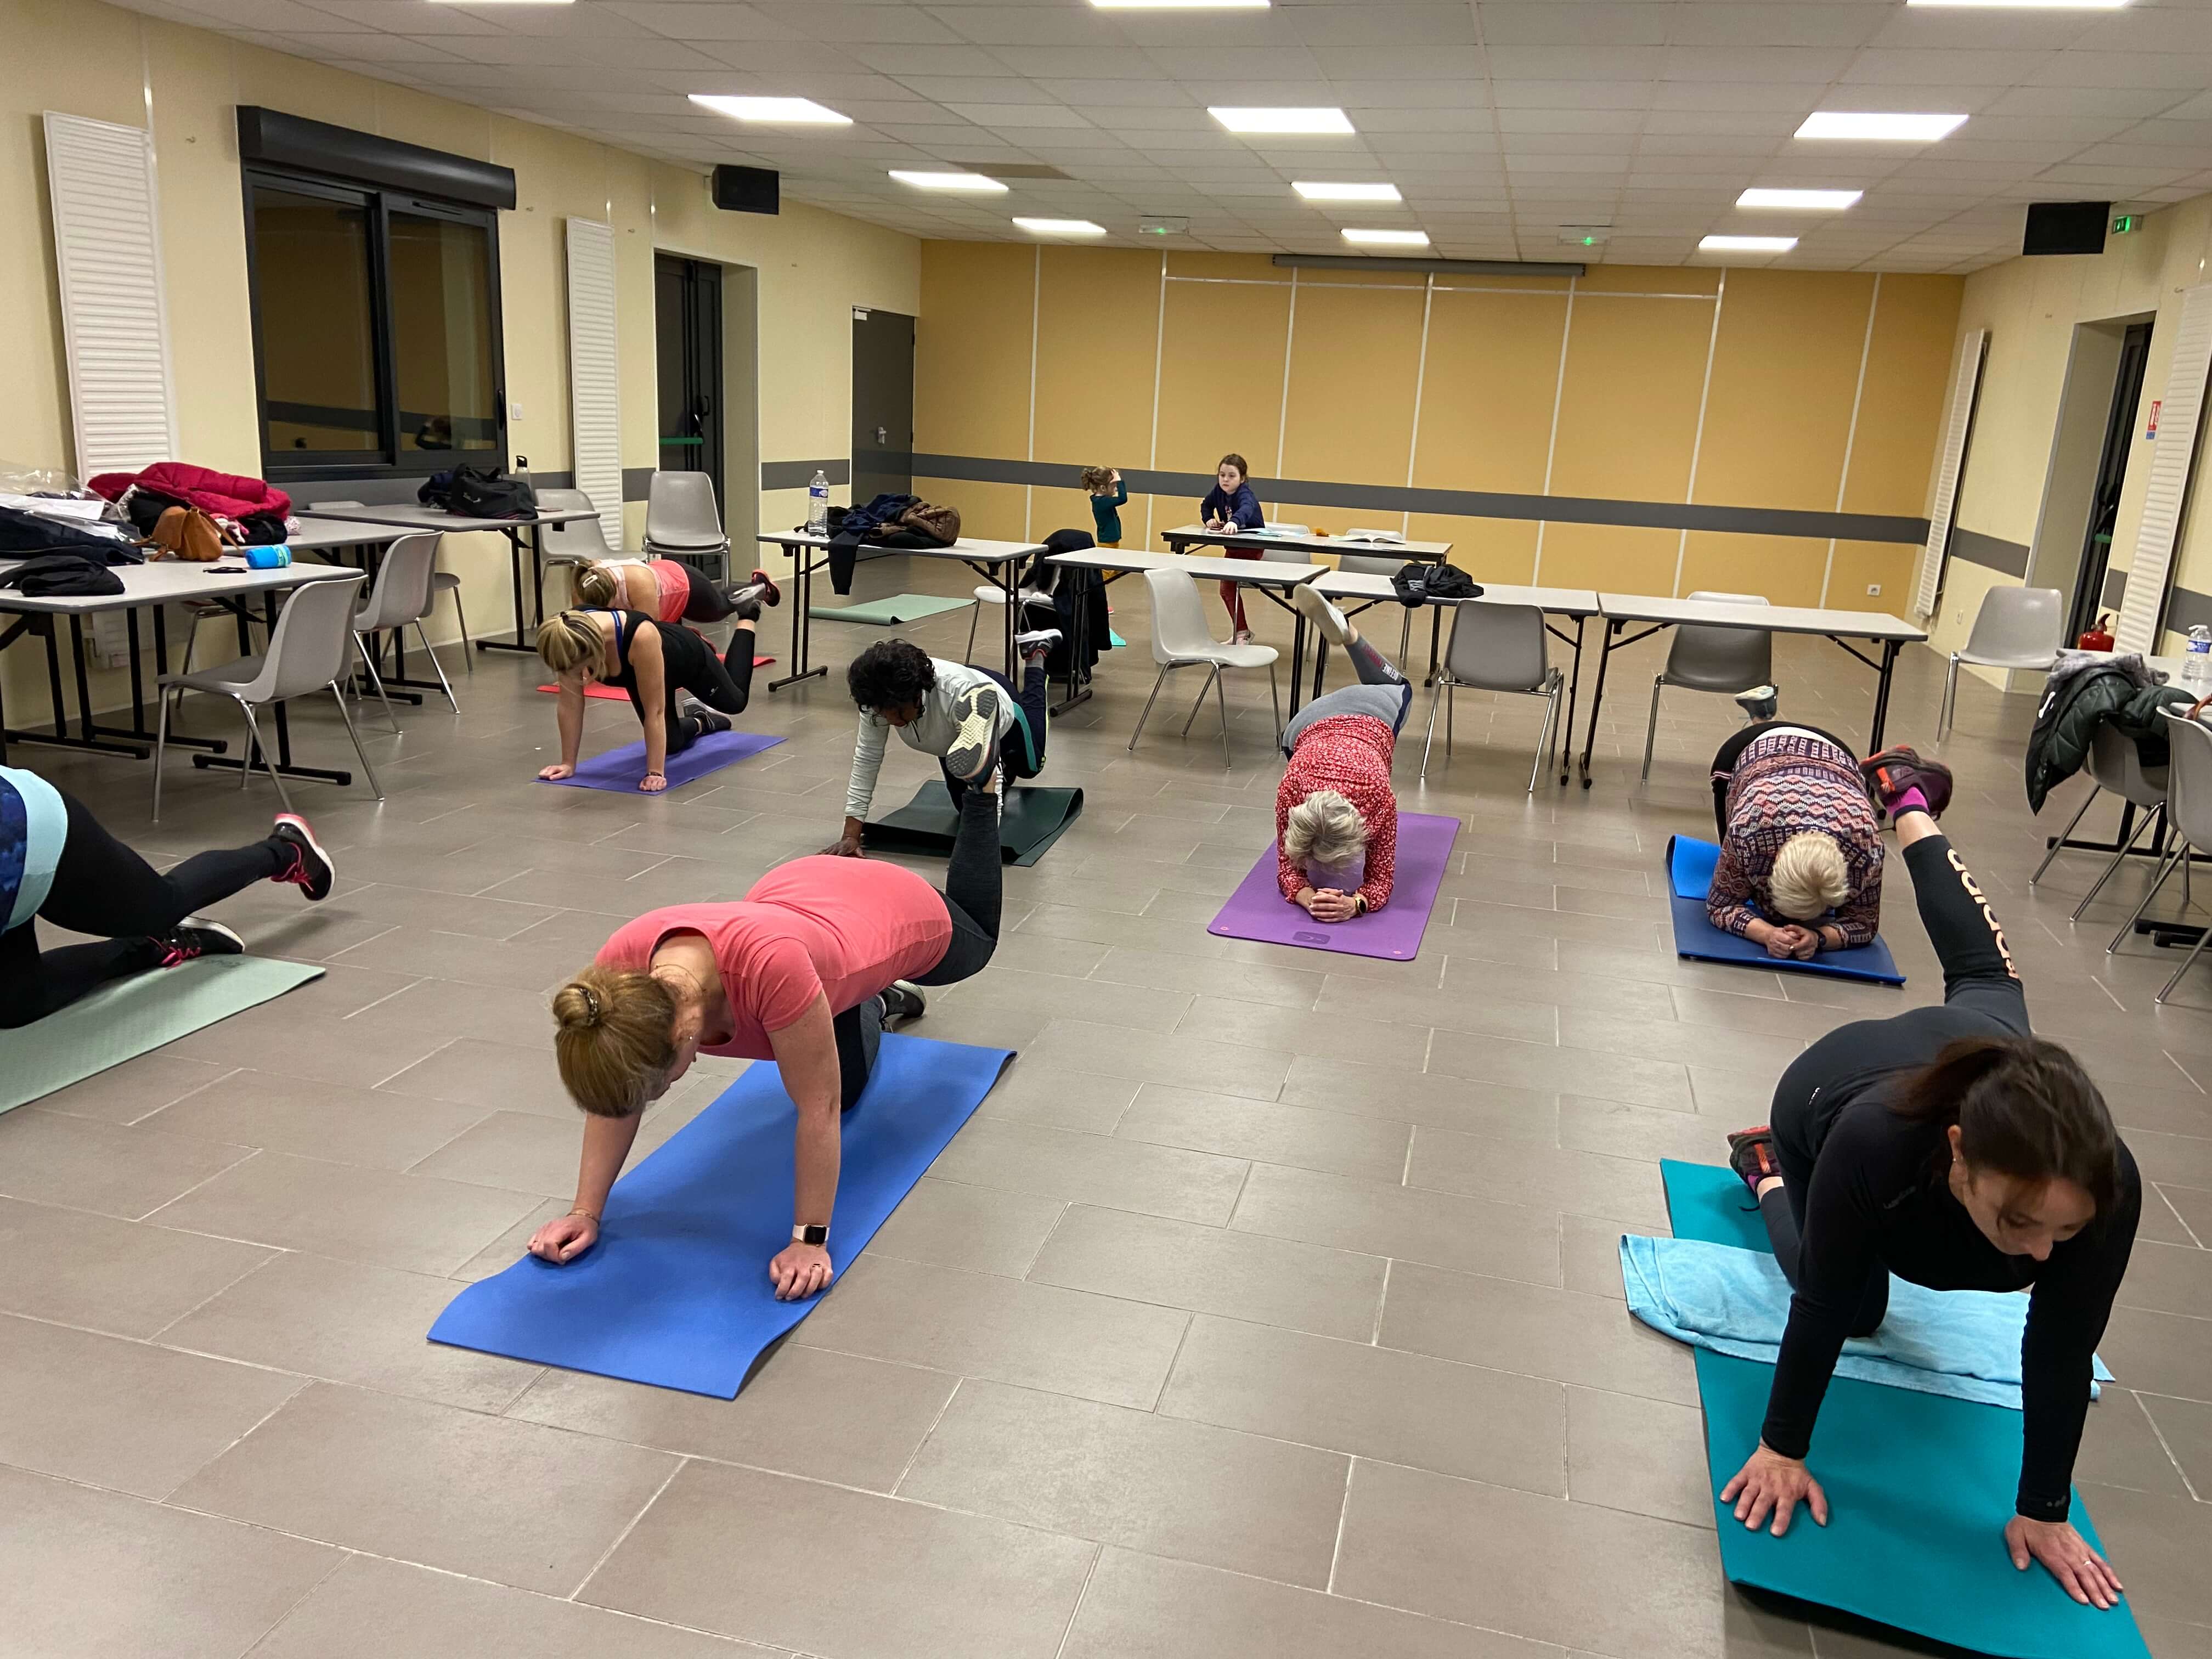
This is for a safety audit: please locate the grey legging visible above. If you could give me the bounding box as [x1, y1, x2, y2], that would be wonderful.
[1282, 627, 1411, 757]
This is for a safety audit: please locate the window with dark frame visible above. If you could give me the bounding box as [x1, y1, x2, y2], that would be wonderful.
[242, 165, 506, 482]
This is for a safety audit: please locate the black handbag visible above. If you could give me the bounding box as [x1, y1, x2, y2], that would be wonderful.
[420, 465, 536, 518]
[0, 553, 125, 596]
[1392, 561, 1481, 606]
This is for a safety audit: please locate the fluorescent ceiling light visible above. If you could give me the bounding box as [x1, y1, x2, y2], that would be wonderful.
[1091, 0, 1268, 8]
[1795, 111, 1967, 142]
[1700, 235, 1798, 253]
[1342, 228, 1430, 247]
[689, 95, 850, 126]
[1737, 188, 1864, 210]
[1909, 1, 2127, 8]
[889, 170, 1006, 193]
[1294, 180, 1402, 204]
[1014, 217, 1107, 236]
[1210, 106, 1356, 136]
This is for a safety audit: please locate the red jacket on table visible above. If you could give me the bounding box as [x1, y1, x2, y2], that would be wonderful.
[1276, 713, 1397, 912]
[88, 462, 292, 523]
[1708, 730, 1883, 947]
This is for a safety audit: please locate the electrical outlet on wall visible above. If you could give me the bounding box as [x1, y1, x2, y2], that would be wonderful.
[1866, 584, 1881, 596]
[510, 400, 526, 420]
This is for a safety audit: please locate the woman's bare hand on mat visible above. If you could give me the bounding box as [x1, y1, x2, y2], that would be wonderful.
[1763, 924, 1815, 960]
[769, 1241, 833, 1301]
[528, 1211, 599, 1264]
[1720, 1444, 1829, 1536]
[2008, 1516, 2124, 1609]
[1308, 889, 1359, 923]
[538, 762, 575, 781]
[638, 772, 669, 794]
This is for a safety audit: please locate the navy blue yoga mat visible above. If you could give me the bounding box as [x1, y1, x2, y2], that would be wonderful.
[545, 728, 784, 793]
[1659, 1159, 2151, 1659]
[1664, 834, 1904, 986]
[428, 1034, 1014, 1397]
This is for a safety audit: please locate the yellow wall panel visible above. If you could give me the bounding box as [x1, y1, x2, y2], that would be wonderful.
[1156, 276, 1291, 478]
[1300, 269, 1427, 289]
[1282, 284, 1424, 486]
[1537, 523, 1682, 592]
[1825, 541, 1917, 612]
[914, 477, 1029, 542]
[1034, 246, 1158, 473]
[1166, 253, 1284, 281]
[916, 242, 1034, 458]
[1694, 269, 1874, 512]
[1414, 290, 1567, 494]
[1549, 296, 1716, 503]
[1409, 514, 1539, 584]
[1576, 264, 1720, 297]
[1841, 275, 1963, 518]
[1678, 532, 1827, 608]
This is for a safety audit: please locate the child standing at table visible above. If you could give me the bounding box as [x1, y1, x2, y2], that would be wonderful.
[1080, 466, 1127, 550]
[1200, 453, 1265, 642]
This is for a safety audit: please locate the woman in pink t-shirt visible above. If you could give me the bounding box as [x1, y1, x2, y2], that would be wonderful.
[569, 557, 778, 628]
[527, 771, 1005, 1301]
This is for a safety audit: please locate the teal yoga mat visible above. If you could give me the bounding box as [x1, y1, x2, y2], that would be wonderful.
[860, 780, 1084, 867]
[807, 593, 973, 625]
[1660, 1159, 2151, 1659]
[0, 956, 325, 1115]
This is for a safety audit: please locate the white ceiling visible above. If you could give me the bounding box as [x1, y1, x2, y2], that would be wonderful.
[115, 0, 2212, 273]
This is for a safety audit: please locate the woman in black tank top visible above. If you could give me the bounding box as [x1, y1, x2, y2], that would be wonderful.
[533, 595, 765, 792]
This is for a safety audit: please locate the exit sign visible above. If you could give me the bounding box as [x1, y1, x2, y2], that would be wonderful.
[2113, 213, 2138, 234]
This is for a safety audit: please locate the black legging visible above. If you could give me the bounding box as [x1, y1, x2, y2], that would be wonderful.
[674, 562, 759, 625]
[624, 619, 756, 757]
[1758, 830, 2028, 1330]
[829, 786, 1003, 1109]
[1709, 719, 1861, 841]
[0, 792, 288, 1028]
[941, 664, 1050, 809]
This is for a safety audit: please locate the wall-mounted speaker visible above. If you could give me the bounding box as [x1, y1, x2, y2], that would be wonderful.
[712, 165, 779, 216]
[2023, 201, 2109, 257]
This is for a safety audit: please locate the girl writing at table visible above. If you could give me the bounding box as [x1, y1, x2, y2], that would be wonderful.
[1199, 453, 1264, 642]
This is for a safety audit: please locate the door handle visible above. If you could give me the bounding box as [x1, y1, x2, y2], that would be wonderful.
[876, 426, 888, 445]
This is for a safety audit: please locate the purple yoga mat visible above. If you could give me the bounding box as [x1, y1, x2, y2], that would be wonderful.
[1207, 812, 1460, 961]
[545, 729, 785, 793]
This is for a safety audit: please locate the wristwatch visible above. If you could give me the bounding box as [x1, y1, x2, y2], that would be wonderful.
[791, 1223, 829, 1246]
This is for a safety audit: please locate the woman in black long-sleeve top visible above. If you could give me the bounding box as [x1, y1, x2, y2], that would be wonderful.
[1722, 747, 2139, 1613]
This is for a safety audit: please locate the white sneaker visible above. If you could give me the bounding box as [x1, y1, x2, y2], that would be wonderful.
[1291, 582, 1354, 649]
[1015, 627, 1063, 653]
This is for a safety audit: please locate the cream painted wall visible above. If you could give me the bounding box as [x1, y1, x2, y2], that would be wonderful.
[1937, 191, 2212, 674]
[0, 0, 917, 725]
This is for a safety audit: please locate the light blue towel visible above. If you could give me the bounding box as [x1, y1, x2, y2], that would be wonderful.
[1620, 1234, 2111, 1410]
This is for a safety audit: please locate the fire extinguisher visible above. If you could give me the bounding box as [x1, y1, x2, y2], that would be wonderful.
[2079, 613, 2115, 652]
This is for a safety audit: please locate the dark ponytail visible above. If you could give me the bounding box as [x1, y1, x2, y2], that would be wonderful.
[1892, 1036, 2120, 1222]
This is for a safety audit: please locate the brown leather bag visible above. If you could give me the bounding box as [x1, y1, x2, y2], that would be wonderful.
[897, 502, 961, 546]
[143, 505, 234, 562]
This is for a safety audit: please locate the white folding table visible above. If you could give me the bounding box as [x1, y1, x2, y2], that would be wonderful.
[0, 557, 361, 784]
[296, 501, 601, 656]
[1313, 571, 1602, 785]
[757, 530, 1048, 691]
[1158, 523, 1451, 565]
[1579, 592, 1928, 788]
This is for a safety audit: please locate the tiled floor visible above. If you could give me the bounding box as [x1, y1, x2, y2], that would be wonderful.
[5, 556, 2211, 1658]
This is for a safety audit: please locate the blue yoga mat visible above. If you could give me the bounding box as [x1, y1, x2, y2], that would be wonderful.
[1660, 1159, 2150, 1659]
[545, 727, 784, 793]
[1664, 834, 1904, 986]
[428, 1034, 1014, 1397]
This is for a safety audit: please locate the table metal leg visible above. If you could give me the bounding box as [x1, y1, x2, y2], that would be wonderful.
[1002, 560, 1019, 684]
[476, 526, 538, 654]
[1870, 639, 1900, 752]
[770, 546, 828, 691]
[1558, 615, 1586, 786]
[1577, 619, 1622, 788]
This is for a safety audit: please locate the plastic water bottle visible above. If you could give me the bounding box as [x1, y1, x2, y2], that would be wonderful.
[806, 470, 830, 536]
[2186, 625, 2212, 689]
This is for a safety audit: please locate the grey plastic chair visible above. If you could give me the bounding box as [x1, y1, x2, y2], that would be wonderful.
[539, 487, 617, 565]
[1129, 566, 1281, 768]
[644, 471, 729, 577]
[1422, 602, 1564, 793]
[1338, 551, 1414, 659]
[153, 573, 382, 819]
[1641, 590, 1773, 781]
[1940, 586, 2064, 738]
[350, 532, 456, 729]
[2032, 719, 2171, 911]
[2109, 710, 2212, 1001]
[315, 498, 472, 674]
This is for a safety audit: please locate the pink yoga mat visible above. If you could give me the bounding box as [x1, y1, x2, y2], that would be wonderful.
[1206, 813, 1460, 961]
[545, 729, 785, 793]
[537, 663, 771, 701]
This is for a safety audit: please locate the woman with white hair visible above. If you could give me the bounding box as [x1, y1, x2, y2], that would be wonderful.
[1273, 586, 1414, 922]
[1707, 718, 1942, 959]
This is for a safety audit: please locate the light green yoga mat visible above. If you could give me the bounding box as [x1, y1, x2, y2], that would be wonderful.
[808, 594, 973, 625]
[0, 956, 325, 1115]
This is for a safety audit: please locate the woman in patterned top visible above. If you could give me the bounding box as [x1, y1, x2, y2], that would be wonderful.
[1272, 585, 1412, 922]
[1707, 714, 1945, 959]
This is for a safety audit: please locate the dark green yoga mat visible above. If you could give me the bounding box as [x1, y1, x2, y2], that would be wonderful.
[1661, 1159, 2151, 1659]
[861, 780, 1084, 867]
[807, 593, 973, 625]
[0, 956, 325, 1115]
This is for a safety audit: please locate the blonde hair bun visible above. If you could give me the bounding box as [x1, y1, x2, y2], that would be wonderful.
[1768, 831, 1852, 922]
[552, 964, 677, 1118]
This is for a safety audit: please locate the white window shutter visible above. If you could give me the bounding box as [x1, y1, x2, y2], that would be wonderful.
[2113, 284, 2212, 656]
[1909, 327, 1987, 622]
[43, 112, 176, 480]
[565, 217, 622, 521]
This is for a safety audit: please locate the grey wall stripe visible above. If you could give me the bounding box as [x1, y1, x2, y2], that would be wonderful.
[1948, 526, 2030, 579]
[2160, 584, 2212, 636]
[622, 466, 655, 503]
[906, 453, 1929, 546]
[2103, 567, 2128, 611]
[762, 459, 851, 490]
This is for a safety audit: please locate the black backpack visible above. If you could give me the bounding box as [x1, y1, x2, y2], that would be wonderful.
[421, 465, 537, 519]
[0, 553, 125, 597]
[1392, 561, 1481, 607]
